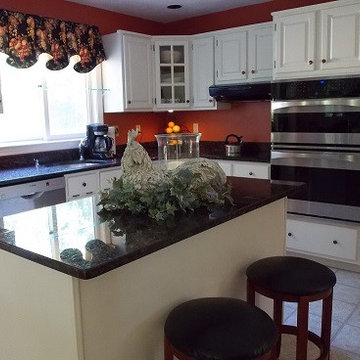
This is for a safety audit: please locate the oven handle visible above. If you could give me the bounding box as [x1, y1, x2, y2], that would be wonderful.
[271, 150, 360, 170]
[272, 98, 360, 113]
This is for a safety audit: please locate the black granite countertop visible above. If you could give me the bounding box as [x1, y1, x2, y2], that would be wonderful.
[0, 142, 270, 187]
[0, 158, 122, 187]
[0, 177, 304, 280]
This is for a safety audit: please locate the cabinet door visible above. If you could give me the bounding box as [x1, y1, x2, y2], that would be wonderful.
[99, 167, 122, 191]
[215, 30, 247, 84]
[248, 25, 273, 81]
[123, 34, 153, 110]
[191, 37, 215, 109]
[154, 40, 190, 109]
[320, 3, 360, 71]
[274, 12, 316, 75]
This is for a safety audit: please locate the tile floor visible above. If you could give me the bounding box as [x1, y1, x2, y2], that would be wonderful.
[279, 267, 360, 359]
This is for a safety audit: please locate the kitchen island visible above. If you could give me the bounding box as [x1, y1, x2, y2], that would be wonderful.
[0, 177, 303, 360]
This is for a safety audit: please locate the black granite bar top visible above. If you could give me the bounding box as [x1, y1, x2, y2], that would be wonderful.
[0, 177, 304, 280]
[0, 142, 270, 187]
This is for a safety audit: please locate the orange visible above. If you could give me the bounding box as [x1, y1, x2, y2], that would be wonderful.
[173, 125, 180, 133]
[168, 121, 175, 128]
[165, 127, 173, 134]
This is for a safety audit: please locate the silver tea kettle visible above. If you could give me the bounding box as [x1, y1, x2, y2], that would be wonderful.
[225, 134, 243, 156]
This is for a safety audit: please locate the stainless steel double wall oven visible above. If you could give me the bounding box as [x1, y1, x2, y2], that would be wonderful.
[271, 77, 360, 223]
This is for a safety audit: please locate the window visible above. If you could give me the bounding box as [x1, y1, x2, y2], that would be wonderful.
[0, 53, 103, 150]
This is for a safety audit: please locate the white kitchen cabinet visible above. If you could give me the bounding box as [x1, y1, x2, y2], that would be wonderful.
[287, 214, 360, 264]
[273, 12, 316, 75]
[215, 160, 270, 180]
[102, 31, 153, 112]
[191, 36, 216, 109]
[65, 171, 99, 200]
[99, 167, 122, 191]
[214, 22, 272, 85]
[273, 0, 360, 80]
[153, 39, 190, 109]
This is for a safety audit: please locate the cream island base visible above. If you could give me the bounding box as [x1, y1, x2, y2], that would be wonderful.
[0, 198, 287, 360]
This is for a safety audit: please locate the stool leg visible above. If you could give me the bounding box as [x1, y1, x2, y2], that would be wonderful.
[247, 278, 256, 305]
[321, 290, 333, 360]
[273, 299, 283, 358]
[296, 298, 309, 360]
[164, 336, 173, 360]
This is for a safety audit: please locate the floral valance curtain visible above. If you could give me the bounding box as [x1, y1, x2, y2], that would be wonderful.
[0, 9, 106, 73]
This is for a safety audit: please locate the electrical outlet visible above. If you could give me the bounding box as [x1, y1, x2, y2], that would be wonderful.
[136, 124, 141, 133]
[193, 123, 199, 133]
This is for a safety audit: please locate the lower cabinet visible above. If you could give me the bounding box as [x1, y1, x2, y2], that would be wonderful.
[216, 160, 270, 179]
[65, 166, 122, 201]
[287, 214, 360, 265]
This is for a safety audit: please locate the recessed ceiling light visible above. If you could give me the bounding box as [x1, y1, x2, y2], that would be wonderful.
[167, 4, 182, 10]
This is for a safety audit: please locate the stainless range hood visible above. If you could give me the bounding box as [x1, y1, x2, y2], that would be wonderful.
[209, 82, 271, 102]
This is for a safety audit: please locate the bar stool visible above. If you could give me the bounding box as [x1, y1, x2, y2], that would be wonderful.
[246, 256, 336, 360]
[164, 297, 278, 360]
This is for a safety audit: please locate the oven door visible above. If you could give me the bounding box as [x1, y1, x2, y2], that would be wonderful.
[271, 150, 360, 222]
[271, 98, 360, 148]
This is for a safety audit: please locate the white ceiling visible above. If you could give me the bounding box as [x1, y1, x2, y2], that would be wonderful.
[66, 0, 271, 23]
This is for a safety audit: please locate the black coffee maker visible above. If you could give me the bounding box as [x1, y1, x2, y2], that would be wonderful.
[79, 124, 114, 160]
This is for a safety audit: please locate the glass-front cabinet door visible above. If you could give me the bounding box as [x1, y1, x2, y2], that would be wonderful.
[154, 40, 190, 109]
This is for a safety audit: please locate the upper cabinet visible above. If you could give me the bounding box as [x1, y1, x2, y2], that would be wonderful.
[102, 31, 153, 112]
[153, 39, 190, 110]
[273, 0, 360, 80]
[191, 36, 216, 109]
[214, 23, 273, 85]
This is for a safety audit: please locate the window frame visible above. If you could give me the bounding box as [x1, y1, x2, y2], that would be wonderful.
[0, 57, 104, 156]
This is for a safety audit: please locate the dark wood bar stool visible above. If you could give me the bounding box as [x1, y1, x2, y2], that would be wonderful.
[246, 256, 336, 360]
[164, 297, 278, 360]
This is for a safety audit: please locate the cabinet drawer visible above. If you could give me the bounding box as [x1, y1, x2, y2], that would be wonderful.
[99, 167, 122, 191]
[287, 215, 359, 262]
[232, 162, 270, 179]
[66, 172, 99, 200]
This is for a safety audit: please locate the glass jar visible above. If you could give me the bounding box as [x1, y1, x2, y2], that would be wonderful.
[155, 133, 201, 170]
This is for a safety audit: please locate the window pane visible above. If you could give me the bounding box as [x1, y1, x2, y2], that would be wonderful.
[45, 65, 88, 137]
[0, 54, 43, 142]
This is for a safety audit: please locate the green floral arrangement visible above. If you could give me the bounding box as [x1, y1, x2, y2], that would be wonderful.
[98, 167, 232, 222]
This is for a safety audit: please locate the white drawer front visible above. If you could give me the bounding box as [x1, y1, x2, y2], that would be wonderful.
[99, 167, 122, 191]
[66, 172, 99, 200]
[287, 216, 359, 262]
[216, 161, 232, 176]
[232, 162, 270, 179]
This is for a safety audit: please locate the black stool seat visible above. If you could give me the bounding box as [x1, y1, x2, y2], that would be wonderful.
[165, 297, 277, 360]
[246, 256, 336, 296]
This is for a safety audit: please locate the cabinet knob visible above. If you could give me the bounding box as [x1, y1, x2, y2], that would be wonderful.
[82, 182, 87, 187]
[242, 71, 246, 75]
[249, 171, 254, 176]
[251, 70, 255, 74]
[322, 59, 327, 63]
[209, 99, 213, 103]
[309, 60, 313, 65]
[333, 240, 338, 245]
[128, 100, 132, 104]
[288, 232, 292, 237]
[186, 100, 190, 103]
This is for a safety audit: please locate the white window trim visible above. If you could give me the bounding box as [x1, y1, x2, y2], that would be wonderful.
[0, 61, 104, 157]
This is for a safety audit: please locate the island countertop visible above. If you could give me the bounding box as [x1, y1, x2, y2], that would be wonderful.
[0, 177, 304, 279]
